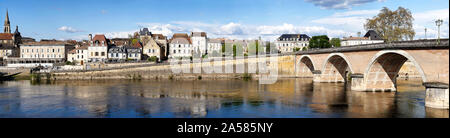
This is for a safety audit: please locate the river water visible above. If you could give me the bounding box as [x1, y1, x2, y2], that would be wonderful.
[0, 78, 448, 118]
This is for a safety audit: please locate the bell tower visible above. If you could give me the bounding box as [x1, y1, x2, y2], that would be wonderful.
[4, 9, 11, 33]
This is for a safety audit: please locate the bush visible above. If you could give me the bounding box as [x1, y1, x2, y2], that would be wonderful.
[147, 56, 158, 62]
[65, 61, 75, 65]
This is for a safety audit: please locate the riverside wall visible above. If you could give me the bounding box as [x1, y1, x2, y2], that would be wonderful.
[45, 55, 297, 80]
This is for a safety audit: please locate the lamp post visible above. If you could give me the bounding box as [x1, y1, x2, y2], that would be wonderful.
[435, 19, 443, 44]
[424, 28, 427, 40]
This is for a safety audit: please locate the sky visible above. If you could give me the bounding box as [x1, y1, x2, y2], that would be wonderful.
[0, 0, 448, 41]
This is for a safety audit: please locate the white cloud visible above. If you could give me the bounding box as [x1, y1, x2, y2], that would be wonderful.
[311, 8, 450, 39]
[413, 8, 449, 39]
[305, 0, 385, 10]
[58, 26, 83, 33]
[135, 22, 349, 41]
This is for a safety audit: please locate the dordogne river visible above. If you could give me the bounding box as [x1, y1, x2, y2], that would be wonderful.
[0, 78, 448, 118]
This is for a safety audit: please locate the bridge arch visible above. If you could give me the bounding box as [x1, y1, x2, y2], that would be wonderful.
[296, 55, 316, 77]
[319, 53, 354, 83]
[363, 50, 427, 92]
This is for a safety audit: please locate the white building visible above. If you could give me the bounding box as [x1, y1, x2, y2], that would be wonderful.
[169, 33, 192, 59]
[275, 34, 310, 53]
[6, 41, 74, 68]
[190, 32, 207, 55]
[68, 45, 88, 65]
[207, 38, 223, 54]
[87, 34, 109, 62]
[341, 30, 384, 46]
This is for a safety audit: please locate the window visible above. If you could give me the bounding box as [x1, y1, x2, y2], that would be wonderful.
[95, 52, 99, 56]
[101, 52, 105, 56]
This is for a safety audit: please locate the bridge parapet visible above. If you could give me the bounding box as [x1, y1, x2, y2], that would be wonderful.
[292, 39, 449, 55]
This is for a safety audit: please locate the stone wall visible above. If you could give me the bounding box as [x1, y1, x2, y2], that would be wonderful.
[49, 55, 297, 80]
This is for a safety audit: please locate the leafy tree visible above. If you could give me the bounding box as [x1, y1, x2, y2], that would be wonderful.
[364, 7, 415, 42]
[309, 35, 331, 49]
[294, 47, 301, 52]
[302, 47, 308, 51]
[330, 38, 341, 47]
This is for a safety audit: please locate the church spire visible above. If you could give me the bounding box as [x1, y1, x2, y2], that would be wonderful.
[4, 9, 11, 33]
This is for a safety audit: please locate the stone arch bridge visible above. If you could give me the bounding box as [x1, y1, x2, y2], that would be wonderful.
[292, 39, 449, 109]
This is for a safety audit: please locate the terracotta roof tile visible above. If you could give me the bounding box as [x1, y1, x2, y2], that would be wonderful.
[0, 33, 13, 40]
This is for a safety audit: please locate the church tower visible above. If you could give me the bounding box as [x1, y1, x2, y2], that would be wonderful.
[4, 9, 11, 33]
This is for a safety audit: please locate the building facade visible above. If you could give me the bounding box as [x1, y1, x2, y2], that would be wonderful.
[190, 32, 207, 55]
[169, 33, 192, 58]
[88, 34, 109, 62]
[125, 46, 142, 61]
[0, 10, 21, 47]
[5, 42, 74, 68]
[341, 30, 384, 46]
[275, 34, 310, 53]
[67, 45, 88, 65]
[143, 37, 165, 60]
[107, 46, 127, 62]
[207, 38, 223, 54]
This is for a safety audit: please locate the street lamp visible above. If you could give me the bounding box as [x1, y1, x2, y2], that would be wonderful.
[435, 19, 443, 44]
[424, 28, 427, 40]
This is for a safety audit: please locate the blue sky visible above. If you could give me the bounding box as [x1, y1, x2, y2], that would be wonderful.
[0, 0, 448, 41]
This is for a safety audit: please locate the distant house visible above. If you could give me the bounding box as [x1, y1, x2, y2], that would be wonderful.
[152, 34, 168, 59]
[108, 46, 127, 62]
[110, 38, 131, 46]
[275, 34, 310, 53]
[68, 45, 88, 65]
[125, 46, 142, 61]
[143, 37, 165, 61]
[190, 32, 207, 55]
[169, 33, 192, 59]
[87, 34, 109, 62]
[5, 41, 74, 68]
[341, 30, 384, 46]
[207, 38, 223, 54]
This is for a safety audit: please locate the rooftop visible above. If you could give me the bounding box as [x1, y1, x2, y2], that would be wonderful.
[0, 33, 13, 40]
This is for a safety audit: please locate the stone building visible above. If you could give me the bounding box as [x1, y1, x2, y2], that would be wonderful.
[275, 34, 310, 53]
[67, 45, 88, 65]
[0, 10, 22, 47]
[107, 46, 127, 62]
[190, 32, 207, 55]
[88, 34, 109, 62]
[143, 36, 165, 61]
[125, 46, 142, 61]
[169, 33, 192, 59]
[5, 41, 74, 68]
[207, 38, 223, 55]
[341, 30, 384, 46]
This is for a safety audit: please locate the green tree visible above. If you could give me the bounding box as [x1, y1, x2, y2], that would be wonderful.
[309, 35, 331, 49]
[302, 47, 308, 51]
[294, 47, 301, 52]
[364, 7, 415, 42]
[330, 38, 341, 47]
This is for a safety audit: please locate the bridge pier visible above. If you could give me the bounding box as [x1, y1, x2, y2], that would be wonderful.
[423, 82, 449, 109]
[312, 70, 322, 82]
[350, 73, 365, 91]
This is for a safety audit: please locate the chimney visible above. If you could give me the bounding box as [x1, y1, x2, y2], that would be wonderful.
[88, 34, 93, 41]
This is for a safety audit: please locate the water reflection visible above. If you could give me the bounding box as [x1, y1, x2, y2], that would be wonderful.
[0, 78, 447, 118]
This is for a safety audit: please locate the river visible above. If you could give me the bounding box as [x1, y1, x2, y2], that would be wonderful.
[0, 78, 448, 118]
